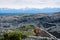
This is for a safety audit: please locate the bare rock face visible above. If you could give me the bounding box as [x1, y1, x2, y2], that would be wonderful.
[22, 36, 55, 40]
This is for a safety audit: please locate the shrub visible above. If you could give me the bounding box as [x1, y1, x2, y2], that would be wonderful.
[0, 35, 4, 40]
[3, 31, 27, 40]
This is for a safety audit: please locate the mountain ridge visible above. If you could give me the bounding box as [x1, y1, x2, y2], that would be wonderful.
[0, 8, 60, 15]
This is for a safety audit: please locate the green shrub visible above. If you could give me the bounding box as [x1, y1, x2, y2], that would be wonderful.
[18, 24, 35, 30]
[3, 31, 27, 40]
[0, 36, 4, 40]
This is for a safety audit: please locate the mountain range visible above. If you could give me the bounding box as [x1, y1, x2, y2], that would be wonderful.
[0, 8, 60, 16]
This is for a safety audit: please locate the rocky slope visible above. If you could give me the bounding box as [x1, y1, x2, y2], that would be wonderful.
[0, 12, 60, 38]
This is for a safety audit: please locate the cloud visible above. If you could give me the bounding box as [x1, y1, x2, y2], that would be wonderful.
[0, 0, 60, 9]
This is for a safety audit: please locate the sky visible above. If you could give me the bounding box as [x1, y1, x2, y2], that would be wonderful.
[0, 0, 60, 9]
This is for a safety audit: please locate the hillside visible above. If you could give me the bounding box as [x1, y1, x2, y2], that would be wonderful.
[0, 12, 60, 38]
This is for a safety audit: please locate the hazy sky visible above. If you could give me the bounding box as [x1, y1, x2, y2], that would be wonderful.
[0, 0, 60, 9]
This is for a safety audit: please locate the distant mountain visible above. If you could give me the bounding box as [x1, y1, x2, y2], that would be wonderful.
[0, 8, 60, 15]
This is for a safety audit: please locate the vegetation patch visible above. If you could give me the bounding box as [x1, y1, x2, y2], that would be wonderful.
[0, 25, 35, 40]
